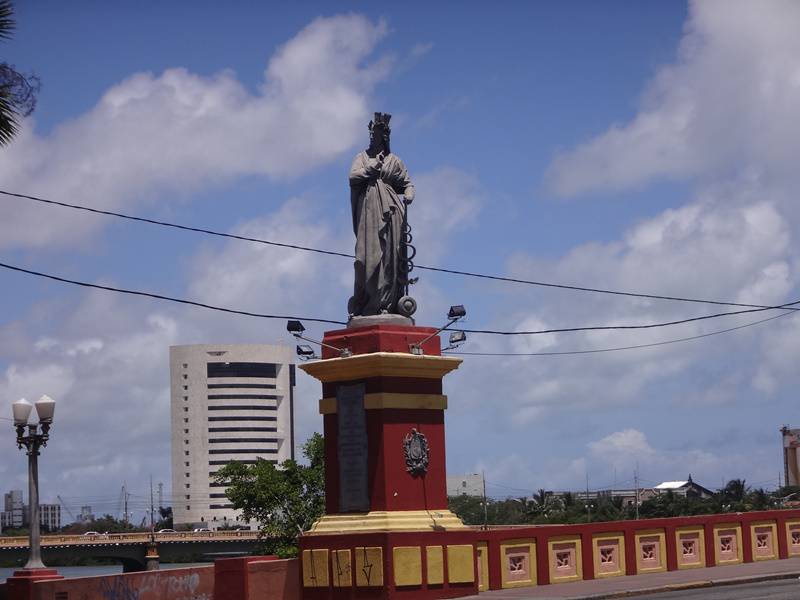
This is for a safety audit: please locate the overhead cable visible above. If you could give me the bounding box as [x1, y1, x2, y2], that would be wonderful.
[1, 260, 796, 336]
[446, 312, 791, 356]
[457, 298, 800, 336]
[2, 188, 796, 313]
[0, 261, 347, 326]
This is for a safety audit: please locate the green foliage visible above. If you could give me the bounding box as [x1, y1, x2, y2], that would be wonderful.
[215, 433, 325, 557]
[448, 479, 793, 527]
[0, 1, 40, 146]
[59, 514, 141, 535]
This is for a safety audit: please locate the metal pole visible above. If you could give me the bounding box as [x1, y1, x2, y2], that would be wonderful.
[482, 471, 488, 531]
[25, 431, 44, 569]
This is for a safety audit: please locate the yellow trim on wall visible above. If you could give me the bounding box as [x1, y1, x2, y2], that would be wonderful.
[675, 526, 705, 570]
[393, 546, 422, 587]
[354, 546, 384, 587]
[499, 538, 537, 589]
[592, 532, 626, 579]
[712, 523, 743, 565]
[446, 544, 475, 584]
[750, 520, 778, 561]
[476, 542, 489, 592]
[548, 535, 583, 584]
[786, 519, 800, 557]
[634, 529, 667, 574]
[318, 393, 448, 414]
[300, 351, 462, 383]
[426, 545, 444, 585]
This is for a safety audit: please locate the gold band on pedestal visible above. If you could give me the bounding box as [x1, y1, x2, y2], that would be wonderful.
[300, 352, 462, 383]
[305, 510, 467, 534]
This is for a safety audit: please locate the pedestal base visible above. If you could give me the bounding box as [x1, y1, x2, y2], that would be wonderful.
[307, 509, 467, 534]
[300, 528, 479, 600]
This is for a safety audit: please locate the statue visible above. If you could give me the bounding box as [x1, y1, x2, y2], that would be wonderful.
[348, 112, 417, 318]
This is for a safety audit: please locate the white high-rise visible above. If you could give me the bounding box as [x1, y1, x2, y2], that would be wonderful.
[169, 344, 295, 528]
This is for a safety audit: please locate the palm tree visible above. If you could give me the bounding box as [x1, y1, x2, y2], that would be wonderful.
[0, 1, 40, 146]
[722, 479, 748, 503]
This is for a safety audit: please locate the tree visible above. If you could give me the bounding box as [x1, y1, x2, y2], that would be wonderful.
[0, 1, 40, 146]
[215, 433, 325, 557]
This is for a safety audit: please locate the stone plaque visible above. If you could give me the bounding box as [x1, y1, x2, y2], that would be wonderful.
[337, 383, 369, 512]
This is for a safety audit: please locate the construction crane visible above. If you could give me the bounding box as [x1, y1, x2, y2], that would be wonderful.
[57, 495, 76, 523]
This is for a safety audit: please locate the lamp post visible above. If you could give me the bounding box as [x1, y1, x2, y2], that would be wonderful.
[12, 395, 56, 570]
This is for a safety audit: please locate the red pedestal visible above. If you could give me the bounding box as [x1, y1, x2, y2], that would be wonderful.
[5, 569, 63, 600]
[298, 323, 477, 600]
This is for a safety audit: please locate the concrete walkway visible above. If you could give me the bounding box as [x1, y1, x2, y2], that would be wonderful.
[469, 557, 800, 599]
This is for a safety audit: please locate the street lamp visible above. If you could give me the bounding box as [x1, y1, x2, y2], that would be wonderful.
[12, 395, 56, 570]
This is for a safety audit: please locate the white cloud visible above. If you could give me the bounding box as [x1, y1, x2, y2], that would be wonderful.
[546, 0, 800, 198]
[0, 14, 389, 249]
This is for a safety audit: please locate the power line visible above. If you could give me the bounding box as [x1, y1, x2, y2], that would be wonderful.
[457, 298, 800, 336]
[0, 261, 346, 326]
[2, 259, 797, 336]
[3, 188, 797, 313]
[446, 312, 793, 356]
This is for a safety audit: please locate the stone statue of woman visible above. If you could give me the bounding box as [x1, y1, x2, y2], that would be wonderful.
[348, 113, 416, 318]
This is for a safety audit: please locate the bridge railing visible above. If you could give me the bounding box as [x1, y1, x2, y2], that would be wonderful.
[0, 530, 260, 547]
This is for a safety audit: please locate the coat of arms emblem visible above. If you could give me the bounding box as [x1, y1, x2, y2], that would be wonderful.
[403, 428, 429, 476]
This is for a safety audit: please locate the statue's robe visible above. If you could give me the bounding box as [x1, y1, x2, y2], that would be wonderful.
[349, 151, 415, 316]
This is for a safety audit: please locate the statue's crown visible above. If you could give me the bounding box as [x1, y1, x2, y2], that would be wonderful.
[369, 112, 391, 131]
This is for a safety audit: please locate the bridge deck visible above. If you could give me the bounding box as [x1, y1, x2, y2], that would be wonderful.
[0, 530, 259, 548]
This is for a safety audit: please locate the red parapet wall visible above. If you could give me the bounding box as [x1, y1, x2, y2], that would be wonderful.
[3, 557, 301, 600]
[24, 565, 214, 600]
[475, 508, 800, 592]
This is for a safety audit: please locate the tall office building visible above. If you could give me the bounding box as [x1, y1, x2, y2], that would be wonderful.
[1, 490, 24, 530]
[169, 344, 295, 528]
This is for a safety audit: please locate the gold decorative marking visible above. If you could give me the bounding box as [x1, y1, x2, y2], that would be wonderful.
[302, 548, 329, 587]
[393, 546, 422, 586]
[300, 352, 462, 383]
[446, 544, 475, 583]
[426, 545, 444, 585]
[332, 549, 352, 587]
[355, 546, 384, 587]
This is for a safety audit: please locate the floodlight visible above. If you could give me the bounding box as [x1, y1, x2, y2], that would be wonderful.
[286, 320, 305, 334]
[12, 398, 33, 426]
[34, 395, 55, 423]
[448, 331, 467, 345]
[287, 323, 352, 359]
[447, 305, 466, 319]
[410, 304, 468, 355]
[296, 345, 318, 361]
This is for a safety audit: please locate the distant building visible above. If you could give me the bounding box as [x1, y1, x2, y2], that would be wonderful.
[781, 426, 800, 486]
[1, 490, 24, 530]
[447, 474, 484, 497]
[653, 476, 713, 499]
[170, 344, 295, 529]
[40, 504, 61, 531]
[79, 506, 95, 523]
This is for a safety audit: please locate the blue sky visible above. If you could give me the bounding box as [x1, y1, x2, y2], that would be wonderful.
[2, 1, 799, 520]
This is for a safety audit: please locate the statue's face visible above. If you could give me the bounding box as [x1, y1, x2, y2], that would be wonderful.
[370, 125, 390, 151]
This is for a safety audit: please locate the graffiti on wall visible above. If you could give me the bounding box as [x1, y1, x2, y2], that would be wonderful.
[95, 569, 211, 600]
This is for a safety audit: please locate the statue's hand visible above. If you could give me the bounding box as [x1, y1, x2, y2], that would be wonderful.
[403, 188, 415, 204]
[366, 157, 382, 178]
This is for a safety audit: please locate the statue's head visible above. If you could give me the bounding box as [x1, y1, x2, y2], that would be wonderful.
[368, 112, 391, 155]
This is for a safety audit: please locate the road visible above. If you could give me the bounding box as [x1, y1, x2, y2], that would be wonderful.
[626, 578, 800, 599]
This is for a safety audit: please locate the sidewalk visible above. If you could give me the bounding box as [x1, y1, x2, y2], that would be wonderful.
[468, 557, 800, 599]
